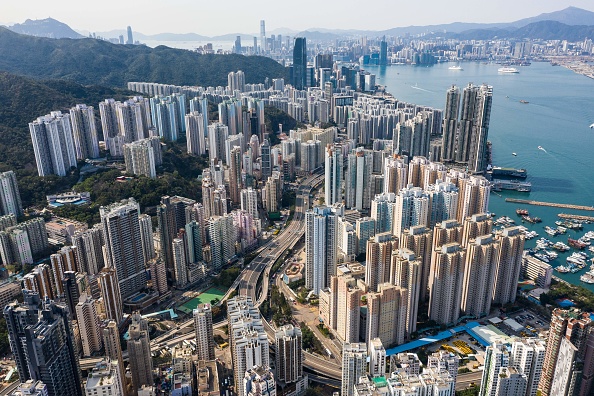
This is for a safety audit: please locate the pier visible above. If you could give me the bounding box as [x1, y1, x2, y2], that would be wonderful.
[558, 213, 594, 222]
[505, 198, 594, 211]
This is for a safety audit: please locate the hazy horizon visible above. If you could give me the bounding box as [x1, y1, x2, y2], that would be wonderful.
[2, 1, 594, 37]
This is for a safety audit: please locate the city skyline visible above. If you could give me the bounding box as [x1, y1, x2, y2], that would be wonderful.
[2, 1, 594, 37]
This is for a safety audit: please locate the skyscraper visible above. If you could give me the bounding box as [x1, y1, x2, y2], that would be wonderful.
[100, 198, 147, 299]
[293, 38, 307, 90]
[102, 320, 126, 394]
[458, 176, 491, 225]
[0, 171, 23, 217]
[371, 193, 396, 234]
[379, 37, 388, 66]
[4, 292, 83, 396]
[208, 214, 237, 271]
[70, 104, 99, 160]
[383, 155, 408, 195]
[194, 304, 215, 361]
[260, 20, 266, 53]
[365, 232, 396, 292]
[127, 313, 153, 391]
[391, 248, 422, 335]
[399, 226, 432, 302]
[367, 283, 407, 348]
[72, 225, 105, 276]
[260, 139, 272, 179]
[275, 325, 303, 384]
[342, 343, 367, 396]
[98, 267, 123, 324]
[334, 274, 363, 343]
[123, 138, 157, 178]
[240, 188, 259, 220]
[229, 146, 243, 204]
[208, 123, 229, 164]
[392, 186, 430, 238]
[468, 84, 493, 174]
[440, 85, 461, 163]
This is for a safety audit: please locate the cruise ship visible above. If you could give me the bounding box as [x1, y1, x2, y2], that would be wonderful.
[498, 67, 519, 74]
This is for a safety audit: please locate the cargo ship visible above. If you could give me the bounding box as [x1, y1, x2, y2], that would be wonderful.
[489, 167, 528, 179]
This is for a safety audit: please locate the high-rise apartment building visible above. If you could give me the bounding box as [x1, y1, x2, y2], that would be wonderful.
[72, 225, 104, 275]
[240, 188, 259, 220]
[369, 338, 387, 377]
[97, 267, 123, 324]
[274, 325, 303, 384]
[325, 144, 343, 206]
[370, 193, 396, 234]
[76, 294, 103, 357]
[0, 171, 23, 217]
[243, 367, 275, 396]
[367, 283, 407, 348]
[399, 225, 432, 301]
[227, 297, 270, 396]
[229, 146, 243, 204]
[365, 232, 396, 292]
[70, 104, 99, 160]
[123, 137, 161, 178]
[194, 304, 215, 361]
[208, 214, 237, 271]
[461, 235, 500, 318]
[391, 248, 422, 335]
[510, 338, 546, 396]
[127, 313, 154, 391]
[462, 212, 493, 247]
[29, 111, 77, 176]
[468, 84, 493, 174]
[84, 359, 124, 396]
[102, 320, 126, 394]
[392, 186, 430, 238]
[208, 123, 229, 164]
[493, 226, 525, 305]
[383, 155, 408, 195]
[345, 147, 373, 210]
[185, 112, 206, 156]
[428, 243, 466, 325]
[100, 198, 147, 299]
[458, 176, 490, 224]
[342, 343, 367, 396]
[334, 274, 363, 343]
[305, 206, 337, 294]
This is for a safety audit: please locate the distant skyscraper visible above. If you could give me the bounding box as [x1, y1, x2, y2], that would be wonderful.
[260, 20, 266, 53]
[379, 37, 388, 65]
[342, 343, 367, 396]
[100, 198, 147, 299]
[29, 111, 77, 176]
[127, 313, 153, 390]
[69, 104, 99, 160]
[293, 38, 307, 90]
[0, 171, 23, 217]
[194, 304, 215, 361]
[275, 325, 303, 384]
[441, 85, 461, 162]
[126, 26, 133, 45]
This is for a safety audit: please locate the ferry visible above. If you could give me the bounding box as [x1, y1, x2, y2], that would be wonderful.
[489, 166, 527, 179]
[448, 65, 463, 71]
[491, 179, 531, 192]
[498, 67, 519, 73]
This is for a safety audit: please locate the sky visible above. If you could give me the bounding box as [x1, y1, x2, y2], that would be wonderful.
[2, 1, 594, 36]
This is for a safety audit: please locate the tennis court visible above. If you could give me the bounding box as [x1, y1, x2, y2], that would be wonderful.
[177, 286, 227, 314]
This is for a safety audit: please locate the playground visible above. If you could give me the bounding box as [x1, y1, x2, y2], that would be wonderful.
[176, 286, 227, 314]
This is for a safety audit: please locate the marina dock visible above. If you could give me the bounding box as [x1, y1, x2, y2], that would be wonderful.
[558, 213, 594, 222]
[505, 198, 594, 211]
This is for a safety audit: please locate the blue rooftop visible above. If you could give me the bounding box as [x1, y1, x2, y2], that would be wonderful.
[386, 322, 482, 356]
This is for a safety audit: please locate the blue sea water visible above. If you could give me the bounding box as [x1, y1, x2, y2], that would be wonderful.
[365, 62, 594, 290]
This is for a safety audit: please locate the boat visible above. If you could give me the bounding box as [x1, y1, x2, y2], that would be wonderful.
[553, 242, 570, 251]
[581, 273, 594, 283]
[569, 238, 587, 249]
[512, 152, 517, 156]
[567, 256, 586, 266]
[519, 100, 529, 104]
[589, 246, 594, 254]
[537, 146, 545, 151]
[516, 209, 529, 216]
[545, 226, 558, 236]
[498, 67, 519, 73]
[492, 179, 532, 192]
[590, 123, 594, 128]
[448, 65, 463, 70]
[522, 216, 541, 223]
[556, 265, 571, 273]
[535, 253, 550, 263]
[489, 166, 528, 179]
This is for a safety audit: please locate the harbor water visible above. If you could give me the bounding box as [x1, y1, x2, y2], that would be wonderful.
[366, 61, 594, 291]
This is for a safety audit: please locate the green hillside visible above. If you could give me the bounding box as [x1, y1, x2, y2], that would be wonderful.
[0, 27, 287, 88]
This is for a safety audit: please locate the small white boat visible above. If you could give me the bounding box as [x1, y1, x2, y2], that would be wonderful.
[512, 152, 517, 156]
[449, 65, 463, 71]
[590, 123, 594, 128]
[498, 67, 519, 74]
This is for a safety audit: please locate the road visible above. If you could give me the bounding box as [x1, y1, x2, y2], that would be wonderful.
[456, 371, 483, 390]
